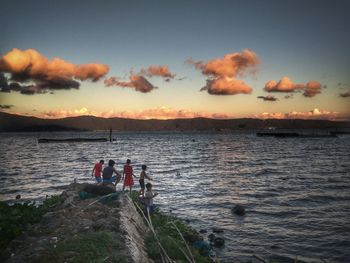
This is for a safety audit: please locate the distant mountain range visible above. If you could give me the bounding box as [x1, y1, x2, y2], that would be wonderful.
[0, 112, 349, 132]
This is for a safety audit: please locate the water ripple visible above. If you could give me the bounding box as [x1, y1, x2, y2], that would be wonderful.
[0, 131, 349, 262]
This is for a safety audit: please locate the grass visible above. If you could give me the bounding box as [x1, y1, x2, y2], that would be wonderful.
[36, 231, 126, 263]
[130, 190, 212, 263]
[0, 195, 61, 252]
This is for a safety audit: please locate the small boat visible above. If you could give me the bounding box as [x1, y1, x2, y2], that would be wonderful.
[256, 132, 299, 137]
[38, 138, 108, 143]
[330, 131, 350, 135]
[256, 132, 337, 138]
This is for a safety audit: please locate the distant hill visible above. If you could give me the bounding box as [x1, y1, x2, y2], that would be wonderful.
[0, 112, 349, 132]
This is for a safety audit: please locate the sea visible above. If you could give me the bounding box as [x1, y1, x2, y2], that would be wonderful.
[0, 131, 349, 262]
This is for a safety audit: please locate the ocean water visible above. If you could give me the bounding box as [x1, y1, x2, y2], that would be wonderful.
[0, 131, 349, 262]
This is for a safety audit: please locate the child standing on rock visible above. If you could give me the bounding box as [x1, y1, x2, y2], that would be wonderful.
[144, 182, 158, 214]
[92, 160, 104, 184]
[139, 165, 152, 196]
[122, 159, 136, 193]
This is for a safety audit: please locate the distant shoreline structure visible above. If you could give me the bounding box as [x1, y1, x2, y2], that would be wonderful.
[0, 111, 349, 132]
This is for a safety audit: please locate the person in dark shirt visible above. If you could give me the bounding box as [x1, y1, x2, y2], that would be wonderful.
[139, 164, 152, 196]
[102, 160, 121, 186]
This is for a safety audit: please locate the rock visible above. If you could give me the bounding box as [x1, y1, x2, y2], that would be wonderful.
[16, 194, 21, 200]
[199, 229, 207, 234]
[213, 237, 225, 247]
[208, 233, 215, 241]
[192, 240, 211, 256]
[232, 205, 245, 216]
[82, 184, 116, 195]
[62, 195, 75, 207]
[212, 227, 224, 233]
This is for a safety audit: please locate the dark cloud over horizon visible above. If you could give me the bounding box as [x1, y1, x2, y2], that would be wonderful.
[339, 91, 350, 98]
[0, 104, 14, 109]
[104, 64, 174, 93]
[104, 74, 157, 93]
[257, 95, 278, 101]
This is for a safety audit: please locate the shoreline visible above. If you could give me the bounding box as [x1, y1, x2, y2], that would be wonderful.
[0, 183, 214, 263]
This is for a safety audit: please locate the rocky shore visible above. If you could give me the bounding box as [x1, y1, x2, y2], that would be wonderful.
[0, 183, 213, 263]
[1, 183, 152, 262]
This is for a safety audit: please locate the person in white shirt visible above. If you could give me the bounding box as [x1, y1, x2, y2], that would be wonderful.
[144, 182, 158, 214]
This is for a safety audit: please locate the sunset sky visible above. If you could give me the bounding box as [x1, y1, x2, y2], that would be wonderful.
[0, 0, 349, 120]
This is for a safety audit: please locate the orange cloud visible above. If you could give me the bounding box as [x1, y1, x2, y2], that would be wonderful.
[104, 74, 157, 93]
[264, 77, 322, 97]
[0, 48, 109, 94]
[39, 107, 230, 120]
[140, 65, 175, 79]
[201, 77, 252, 95]
[187, 49, 258, 95]
[255, 108, 347, 120]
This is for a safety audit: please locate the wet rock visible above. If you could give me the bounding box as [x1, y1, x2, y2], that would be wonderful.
[192, 240, 211, 256]
[213, 237, 225, 247]
[270, 244, 280, 249]
[199, 229, 207, 234]
[232, 205, 245, 216]
[208, 233, 215, 241]
[212, 227, 224, 233]
[15, 194, 21, 200]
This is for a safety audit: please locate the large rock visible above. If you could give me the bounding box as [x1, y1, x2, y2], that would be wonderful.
[213, 237, 225, 247]
[82, 184, 116, 195]
[232, 205, 245, 216]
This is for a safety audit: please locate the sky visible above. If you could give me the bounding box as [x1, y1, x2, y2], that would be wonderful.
[0, 0, 349, 120]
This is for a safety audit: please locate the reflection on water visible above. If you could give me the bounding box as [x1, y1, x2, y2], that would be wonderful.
[0, 131, 349, 262]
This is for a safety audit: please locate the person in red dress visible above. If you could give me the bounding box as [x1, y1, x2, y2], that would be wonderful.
[91, 160, 104, 184]
[122, 159, 136, 193]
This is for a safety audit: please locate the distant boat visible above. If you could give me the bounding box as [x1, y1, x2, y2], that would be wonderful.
[256, 132, 337, 138]
[38, 138, 108, 143]
[330, 131, 350, 135]
[256, 132, 299, 137]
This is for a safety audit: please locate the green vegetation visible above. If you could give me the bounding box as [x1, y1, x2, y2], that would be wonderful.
[0, 195, 61, 252]
[36, 231, 125, 263]
[130, 191, 212, 263]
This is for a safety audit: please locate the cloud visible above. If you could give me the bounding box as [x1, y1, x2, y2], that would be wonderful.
[201, 77, 252, 95]
[339, 90, 350, 97]
[140, 65, 175, 79]
[0, 48, 109, 94]
[264, 77, 322, 97]
[257, 95, 278, 101]
[337, 82, 350, 90]
[105, 64, 174, 93]
[187, 49, 259, 95]
[0, 73, 39, 94]
[0, 104, 14, 109]
[104, 74, 157, 93]
[255, 108, 347, 121]
[39, 107, 230, 120]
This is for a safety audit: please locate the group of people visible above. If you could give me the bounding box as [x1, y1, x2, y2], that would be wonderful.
[91, 159, 158, 212]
